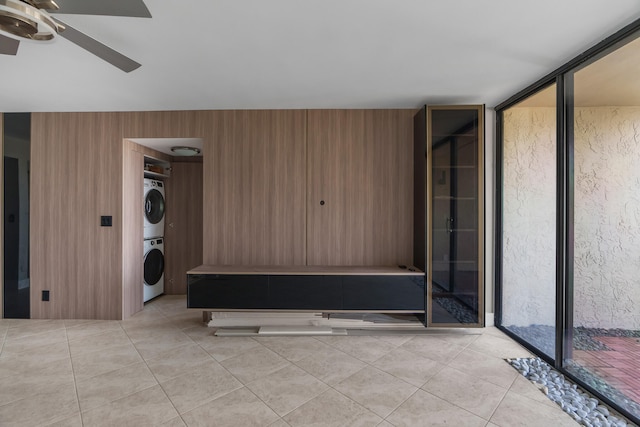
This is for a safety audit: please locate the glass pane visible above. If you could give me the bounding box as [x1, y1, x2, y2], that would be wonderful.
[430, 108, 480, 325]
[3, 113, 31, 318]
[567, 35, 640, 421]
[501, 85, 557, 359]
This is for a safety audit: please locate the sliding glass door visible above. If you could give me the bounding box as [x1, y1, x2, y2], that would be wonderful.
[496, 21, 640, 425]
[500, 84, 557, 360]
[564, 34, 640, 421]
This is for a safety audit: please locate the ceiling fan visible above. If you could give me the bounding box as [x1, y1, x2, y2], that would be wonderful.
[0, 0, 150, 72]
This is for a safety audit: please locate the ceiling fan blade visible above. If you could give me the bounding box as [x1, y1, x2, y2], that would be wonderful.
[55, 19, 141, 72]
[49, 0, 151, 18]
[0, 34, 20, 55]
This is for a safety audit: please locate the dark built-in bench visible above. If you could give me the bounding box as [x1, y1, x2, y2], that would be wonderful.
[187, 265, 426, 312]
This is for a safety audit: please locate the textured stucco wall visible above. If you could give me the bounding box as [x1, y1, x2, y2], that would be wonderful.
[502, 108, 557, 328]
[574, 107, 640, 330]
[502, 106, 640, 330]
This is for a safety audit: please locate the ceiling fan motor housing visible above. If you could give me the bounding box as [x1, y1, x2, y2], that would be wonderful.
[0, 0, 149, 72]
[0, 0, 60, 41]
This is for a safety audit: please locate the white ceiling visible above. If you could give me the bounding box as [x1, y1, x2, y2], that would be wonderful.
[1, 0, 639, 112]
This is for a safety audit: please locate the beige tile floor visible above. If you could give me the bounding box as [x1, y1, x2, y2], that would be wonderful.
[0, 295, 579, 427]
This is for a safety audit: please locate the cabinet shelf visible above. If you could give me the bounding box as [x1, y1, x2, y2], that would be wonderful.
[433, 165, 476, 169]
[432, 133, 476, 138]
[433, 261, 477, 264]
[433, 196, 476, 201]
[144, 170, 169, 179]
[433, 228, 477, 232]
[144, 155, 170, 179]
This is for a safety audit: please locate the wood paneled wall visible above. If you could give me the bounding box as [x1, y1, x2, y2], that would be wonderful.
[31, 113, 123, 319]
[164, 161, 203, 294]
[27, 109, 414, 319]
[200, 111, 307, 265]
[122, 111, 197, 138]
[307, 110, 414, 265]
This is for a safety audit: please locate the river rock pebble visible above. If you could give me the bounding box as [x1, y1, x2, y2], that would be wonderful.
[507, 357, 632, 427]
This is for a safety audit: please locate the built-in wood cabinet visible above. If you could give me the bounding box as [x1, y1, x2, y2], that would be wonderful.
[187, 266, 425, 312]
[307, 110, 414, 266]
[144, 156, 170, 179]
[201, 110, 307, 266]
[414, 105, 484, 327]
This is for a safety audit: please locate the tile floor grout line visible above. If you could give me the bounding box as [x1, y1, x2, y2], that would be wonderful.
[367, 354, 435, 389]
[68, 322, 146, 384]
[0, 326, 7, 355]
[234, 383, 285, 424]
[174, 321, 267, 417]
[126, 337, 179, 421]
[324, 359, 421, 421]
[118, 308, 189, 425]
[152, 375, 198, 425]
[242, 363, 316, 418]
[420, 387, 492, 423]
[63, 323, 84, 427]
[484, 382, 511, 423]
[65, 325, 84, 426]
[381, 385, 422, 424]
[144, 308, 231, 426]
[310, 385, 367, 417]
[327, 381, 390, 421]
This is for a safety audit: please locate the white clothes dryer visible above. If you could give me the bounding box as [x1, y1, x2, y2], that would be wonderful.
[143, 237, 164, 302]
[143, 178, 165, 239]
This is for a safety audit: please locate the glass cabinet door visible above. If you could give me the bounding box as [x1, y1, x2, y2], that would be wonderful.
[427, 106, 484, 326]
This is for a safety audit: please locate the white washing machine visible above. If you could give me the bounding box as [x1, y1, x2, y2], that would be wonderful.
[144, 237, 165, 302]
[143, 178, 165, 239]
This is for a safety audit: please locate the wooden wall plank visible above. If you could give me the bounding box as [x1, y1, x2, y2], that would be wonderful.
[122, 140, 144, 317]
[307, 110, 414, 266]
[121, 111, 198, 138]
[164, 161, 203, 294]
[30, 112, 123, 319]
[201, 110, 307, 265]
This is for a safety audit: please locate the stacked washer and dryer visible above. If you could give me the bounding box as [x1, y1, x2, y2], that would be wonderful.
[143, 178, 166, 302]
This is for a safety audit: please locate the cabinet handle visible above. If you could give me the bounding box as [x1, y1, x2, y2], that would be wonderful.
[320, 200, 325, 206]
[446, 217, 454, 233]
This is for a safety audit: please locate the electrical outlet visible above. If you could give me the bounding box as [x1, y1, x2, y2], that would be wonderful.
[100, 216, 112, 227]
[42, 290, 50, 301]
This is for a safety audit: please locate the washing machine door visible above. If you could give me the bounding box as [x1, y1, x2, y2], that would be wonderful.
[144, 189, 165, 224]
[144, 248, 165, 285]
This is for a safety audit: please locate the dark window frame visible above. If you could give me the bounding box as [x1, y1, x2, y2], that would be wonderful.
[495, 17, 640, 425]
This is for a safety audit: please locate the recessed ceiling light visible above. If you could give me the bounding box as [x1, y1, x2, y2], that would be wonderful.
[171, 146, 201, 156]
